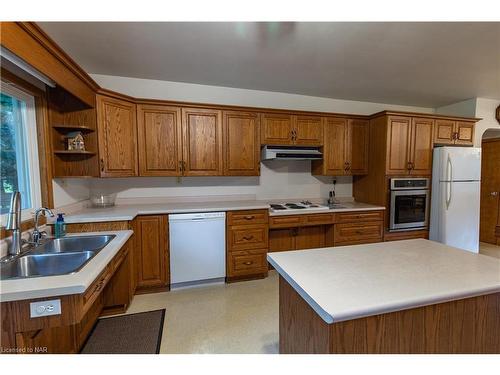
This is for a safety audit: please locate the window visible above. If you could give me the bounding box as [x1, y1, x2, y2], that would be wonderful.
[0, 82, 41, 222]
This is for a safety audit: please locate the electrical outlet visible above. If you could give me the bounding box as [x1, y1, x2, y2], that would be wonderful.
[30, 299, 61, 318]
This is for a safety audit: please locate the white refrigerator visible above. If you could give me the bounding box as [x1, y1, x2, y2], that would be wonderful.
[430, 147, 481, 253]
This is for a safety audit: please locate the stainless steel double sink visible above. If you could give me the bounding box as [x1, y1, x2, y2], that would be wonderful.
[0, 235, 115, 280]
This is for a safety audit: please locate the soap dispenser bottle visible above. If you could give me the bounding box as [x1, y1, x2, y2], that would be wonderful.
[54, 213, 66, 238]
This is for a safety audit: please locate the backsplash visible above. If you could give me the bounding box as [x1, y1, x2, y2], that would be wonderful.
[53, 160, 352, 208]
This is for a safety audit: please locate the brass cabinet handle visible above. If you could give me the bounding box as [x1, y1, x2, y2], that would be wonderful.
[242, 235, 254, 241]
[243, 261, 253, 266]
[100, 158, 105, 172]
[244, 215, 255, 220]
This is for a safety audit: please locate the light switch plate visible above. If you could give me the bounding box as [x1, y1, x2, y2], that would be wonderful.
[30, 299, 61, 318]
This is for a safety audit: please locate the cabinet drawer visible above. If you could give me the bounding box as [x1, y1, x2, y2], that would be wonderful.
[334, 221, 383, 244]
[227, 249, 268, 277]
[227, 210, 268, 225]
[269, 215, 304, 228]
[82, 265, 112, 313]
[335, 210, 384, 223]
[303, 213, 335, 226]
[112, 246, 129, 272]
[228, 224, 268, 251]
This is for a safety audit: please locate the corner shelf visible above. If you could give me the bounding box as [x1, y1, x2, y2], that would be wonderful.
[52, 124, 96, 133]
[54, 150, 96, 156]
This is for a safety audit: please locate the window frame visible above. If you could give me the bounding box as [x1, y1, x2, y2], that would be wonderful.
[1, 81, 42, 223]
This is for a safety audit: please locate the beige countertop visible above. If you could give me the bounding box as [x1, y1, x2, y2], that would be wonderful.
[267, 239, 500, 324]
[55, 199, 385, 224]
[0, 230, 133, 302]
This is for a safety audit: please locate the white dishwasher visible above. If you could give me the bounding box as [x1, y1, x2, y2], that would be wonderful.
[169, 212, 226, 288]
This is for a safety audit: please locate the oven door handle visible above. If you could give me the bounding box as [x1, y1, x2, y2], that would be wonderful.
[446, 156, 453, 209]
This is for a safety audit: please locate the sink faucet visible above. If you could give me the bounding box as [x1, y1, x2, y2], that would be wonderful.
[31, 207, 55, 245]
[5, 192, 23, 256]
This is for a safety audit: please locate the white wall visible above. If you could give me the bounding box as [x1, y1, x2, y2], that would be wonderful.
[435, 98, 477, 118]
[54, 75, 434, 206]
[52, 179, 91, 208]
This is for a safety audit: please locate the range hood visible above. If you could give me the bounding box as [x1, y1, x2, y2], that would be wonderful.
[261, 145, 323, 161]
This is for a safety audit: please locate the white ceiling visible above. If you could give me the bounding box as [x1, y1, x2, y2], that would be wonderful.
[38, 22, 500, 107]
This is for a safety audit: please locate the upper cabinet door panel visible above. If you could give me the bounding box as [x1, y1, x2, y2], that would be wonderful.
[182, 108, 223, 176]
[434, 119, 455, 145]
[348, 119, 369, 175]
[386, 116, 411, 175]
[410, 117, 434, 175]
[223, 111, 260, 176]
[97, 95, 138, 177]
[323, 118, 348, 175]
[260, 113, 293, 145]
[294, 116, 323, 145]
[137, 105, 182, 176]
[455, 121, 475, 145]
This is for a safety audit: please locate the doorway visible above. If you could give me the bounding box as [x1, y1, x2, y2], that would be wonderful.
[479, 129, 500, 255]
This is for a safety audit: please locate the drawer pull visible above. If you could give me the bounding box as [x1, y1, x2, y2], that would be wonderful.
[355, 230, 364, 235]
[243, 261, 253, 266]
[242, 235, 254, 241]
[244, 215, 255, 220]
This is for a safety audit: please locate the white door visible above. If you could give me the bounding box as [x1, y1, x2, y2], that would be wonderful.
[436, 147, 481, 182]
[440, 180, 480, 252]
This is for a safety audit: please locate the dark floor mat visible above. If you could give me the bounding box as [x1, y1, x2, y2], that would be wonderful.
[81, 309, 165, 354]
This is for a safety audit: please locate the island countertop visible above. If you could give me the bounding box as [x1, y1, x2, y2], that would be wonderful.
[267, 239, 500, 324]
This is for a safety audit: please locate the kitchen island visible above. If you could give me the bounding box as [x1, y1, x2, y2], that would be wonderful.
[267, 239, 500, 353]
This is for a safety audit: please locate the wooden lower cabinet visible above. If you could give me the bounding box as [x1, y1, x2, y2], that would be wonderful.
[226, 210, 269, 282]
[0, 238, 133, 354]
[134, 215, 169, 293]
[269, 225, 331, 252]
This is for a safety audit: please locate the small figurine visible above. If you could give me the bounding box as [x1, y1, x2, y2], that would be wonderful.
[66, 131, 85, 151]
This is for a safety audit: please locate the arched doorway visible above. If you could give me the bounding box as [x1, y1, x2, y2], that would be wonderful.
[479, 128, 500, 258]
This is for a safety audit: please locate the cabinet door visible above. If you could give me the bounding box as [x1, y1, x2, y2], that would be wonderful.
[223, 111, 260, 176]
[409, 117, 434, 175]
[182, 107, 223, 176]
[295, 226, 326, 250]
[294, 115, 323, 145]
[434, 119, 455, 145]
[322, 118, 348, 175]
[96, 95, 138, 177]
[455, 121, 475, 145]
[386, 116, 411, 175]
[135, 215, 168, 290]
[137, 105, 182, 176]
[347, 119, 369, 175]
[260, 113, 293, 145]
[269, 228, 295, 252]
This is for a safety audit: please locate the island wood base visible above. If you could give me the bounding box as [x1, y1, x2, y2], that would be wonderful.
[279, 276, 500, 354]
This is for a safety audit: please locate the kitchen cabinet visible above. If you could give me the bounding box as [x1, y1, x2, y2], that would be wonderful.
[96, 94, 138, 177]
[312, 118, 369, 176]
[226, 210, 269, 281]
[386, 116, 434, 176]
[434, 119, 475, 146]
[269, 226, 330, 252]
[182, 107, 223, 176]
[137, 104, 182, 176]
[135, 215, 169, 292]
[260, 113, 322, 146]
[223, 111, 260, 176]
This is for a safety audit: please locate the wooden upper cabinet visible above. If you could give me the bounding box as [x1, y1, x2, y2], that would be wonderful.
[434, 119, 475, 146]
[294, 116, 323, 145]
[260, 113, 293, 145]
[386, 116, 412, 175]
[409, 117, 434, 175]
[223, 111, 260, 176]
[313, 118, 348, 175]
[434, 119, 455, 145]
[311, 117, 369, 176]
[455, 121, 475, 145]
[137, 105, 182, 176]
[181, 107, 223, 176]
[96, 94, 138, 177]
[347, 119, 369, 175]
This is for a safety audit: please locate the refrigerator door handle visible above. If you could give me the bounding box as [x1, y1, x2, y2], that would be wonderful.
[445, 155, 453, 209]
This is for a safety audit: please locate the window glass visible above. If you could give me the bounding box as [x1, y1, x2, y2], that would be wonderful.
[0, 83, 41, 219]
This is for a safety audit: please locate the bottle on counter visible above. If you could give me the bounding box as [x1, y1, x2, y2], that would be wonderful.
[54, 213, 66, 238]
